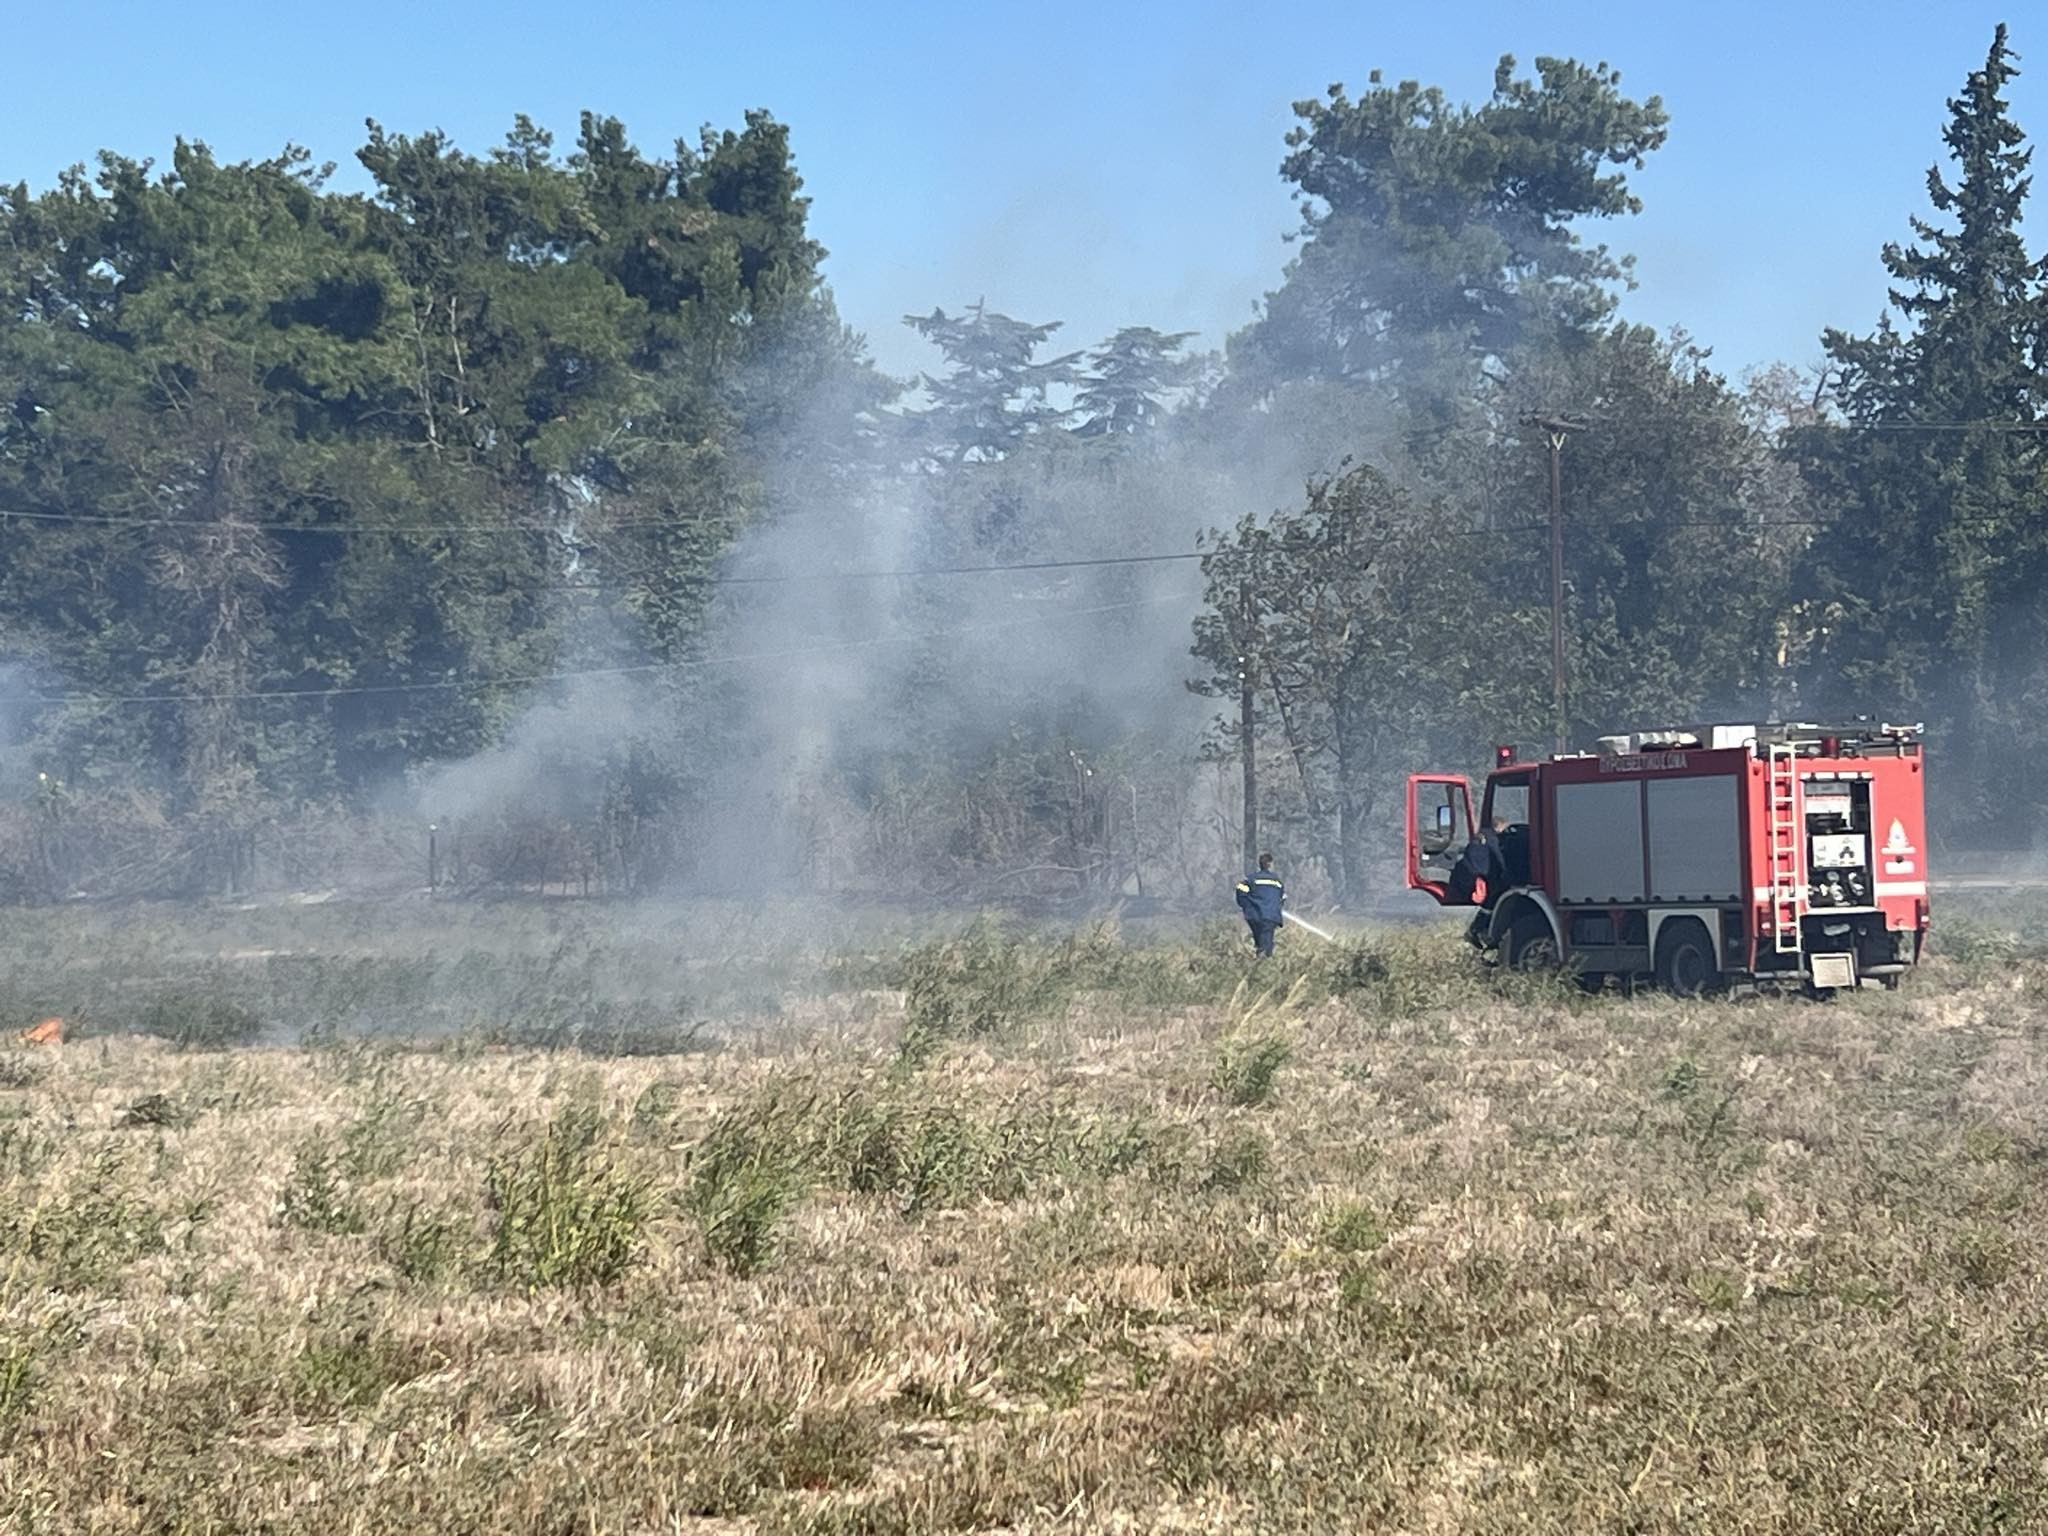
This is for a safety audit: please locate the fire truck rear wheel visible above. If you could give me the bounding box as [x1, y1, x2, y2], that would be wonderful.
[1655, 920, 1721, 998]
[1505, 915, 1558, 972]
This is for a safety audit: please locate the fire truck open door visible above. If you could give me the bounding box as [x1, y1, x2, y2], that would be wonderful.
[1407, 774, 1479, 904]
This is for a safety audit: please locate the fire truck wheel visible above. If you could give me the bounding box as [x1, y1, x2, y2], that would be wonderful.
[1505, 914, 1558, 972]
[1654, 920, 1721, 998]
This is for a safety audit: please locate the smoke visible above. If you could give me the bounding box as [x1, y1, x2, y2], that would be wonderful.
[673, 343, 1393, 897]
[396, 325, 1388, 904]
[0, 661, 64, 779]
[408, 669, 646, 828]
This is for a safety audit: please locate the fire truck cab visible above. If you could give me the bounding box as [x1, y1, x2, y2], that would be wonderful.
[1407, 722, 1929, 994]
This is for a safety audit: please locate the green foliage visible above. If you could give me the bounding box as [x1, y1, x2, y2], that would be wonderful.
[376, 1198, 464, 1284]
[685, 1096, 806, 1275]
[1322, 1203, 1385, 1254]
[0, 1054, 43, 1092]
[1234, 55, 1668, 395]
[1936, 919, 2030, 965]
[292, 1329, 430, 1411]
[1796, 25, 2048, 838]
[1212, 1033, 1291, 1107]
[1952, 1227, 2017, 1289]
[0, 1312, 79, 1445]
[278, 1138, 364, 1235]
[692, 1161, 798, 1279]
[485, 1107, 648, 1290]
[3, 1149, 168, 1289]
[894, 921, 1077, 1067]
[1075, 326, 1197, 438]
[339, 1094, 422, 1180]
[1194, 466, 1549, 899]
[685, 1076, 1170, 1274]
[0, 110, 872, 890]
[902, 302, 1080, 464]
[0, 34, 2036, 902]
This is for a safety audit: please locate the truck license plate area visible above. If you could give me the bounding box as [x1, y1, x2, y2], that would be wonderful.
[1809, 953, 1856, 989]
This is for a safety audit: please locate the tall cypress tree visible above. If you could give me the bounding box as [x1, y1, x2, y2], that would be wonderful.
[1800, 24, 2048, 838]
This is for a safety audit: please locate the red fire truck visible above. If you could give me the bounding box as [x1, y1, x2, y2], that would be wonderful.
[1406, 722, 1929, 994]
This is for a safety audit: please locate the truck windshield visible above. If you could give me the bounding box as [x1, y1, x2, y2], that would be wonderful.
[1487, 779, 1530, 829]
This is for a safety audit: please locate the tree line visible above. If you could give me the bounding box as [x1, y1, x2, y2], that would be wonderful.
[0, 29, 2041, 902]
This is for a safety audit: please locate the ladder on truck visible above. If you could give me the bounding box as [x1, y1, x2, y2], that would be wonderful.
[1766, 742, 1803, 954]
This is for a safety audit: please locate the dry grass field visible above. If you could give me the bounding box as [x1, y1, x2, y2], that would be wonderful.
[0, 900, 2043, 1532]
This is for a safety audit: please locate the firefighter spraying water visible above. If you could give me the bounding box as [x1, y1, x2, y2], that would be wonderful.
[1406, 722, 1930, 995]
[1233, 854, 1338, 952]
[1234, 854, 1286, 955]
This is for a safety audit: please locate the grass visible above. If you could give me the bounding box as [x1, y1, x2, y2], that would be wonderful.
[0, 898, 2041, 1529]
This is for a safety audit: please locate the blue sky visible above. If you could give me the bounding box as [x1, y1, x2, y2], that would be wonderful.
[5, 1, 2034, 383]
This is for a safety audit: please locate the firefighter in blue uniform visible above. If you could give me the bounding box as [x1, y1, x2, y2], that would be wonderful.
[1235, 853, 1285, 956]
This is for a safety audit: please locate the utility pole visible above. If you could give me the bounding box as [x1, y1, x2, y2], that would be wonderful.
[1239, 580, 1259, 872]
[1524, 414, 1588, 755]
[1124, 778, 1144, 900]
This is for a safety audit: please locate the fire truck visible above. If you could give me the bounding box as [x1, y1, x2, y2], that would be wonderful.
[1406, 722, 1929, 994]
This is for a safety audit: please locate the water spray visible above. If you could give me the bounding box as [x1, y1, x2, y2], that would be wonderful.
[1286, 913, 1338, 944]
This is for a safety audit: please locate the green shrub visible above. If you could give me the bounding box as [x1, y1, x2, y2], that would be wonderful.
[0, 1312, 78, 1444]
[339, 1094, 426, 1180]
[291, 1329, 431, 1411]
[892, 922, 1080, 1067]
[6, 1149, 167, 1289]
[377, 1198, 464, 1283]
[686, 1095, 809, 1274]
[0, 1333, 36, 1442]
[485, 1108, 648, 1290]
[1322, 1202, 1384, 1253]
[278, 1139, 364, 1236]
[693, 1163, 797, 1277]
[1326, 944, 1393, 994]
[1933, 919, 2026, 965]
[631, 1079, 682, 1140]
[1213, 1034, 1291, 1108]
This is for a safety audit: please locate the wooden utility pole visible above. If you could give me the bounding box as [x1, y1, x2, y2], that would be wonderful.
[1548, 429, 1567, 755]
[1524, 414, 1588, 756]
[1239, 580, 1258, 872]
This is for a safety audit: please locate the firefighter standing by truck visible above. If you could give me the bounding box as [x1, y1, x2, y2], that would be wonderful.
[1450, 817, 1507, 945]
[1235, 854, 1286, 956]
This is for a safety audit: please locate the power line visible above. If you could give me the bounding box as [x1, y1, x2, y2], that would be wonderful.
[0, 512, 1389, 583]
[699, 549, 1226, 582]
[0, 588, 1200, 711]
[1825, 419, 2048, 433]
[0, 416, 2037, 535]
[0, 506, 714, 535]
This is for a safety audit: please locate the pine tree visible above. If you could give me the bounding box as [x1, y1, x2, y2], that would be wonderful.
[1800, 24, 2048, 837]
[1075, 327, 1195, 438]
[902, 302, 1079, 464]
